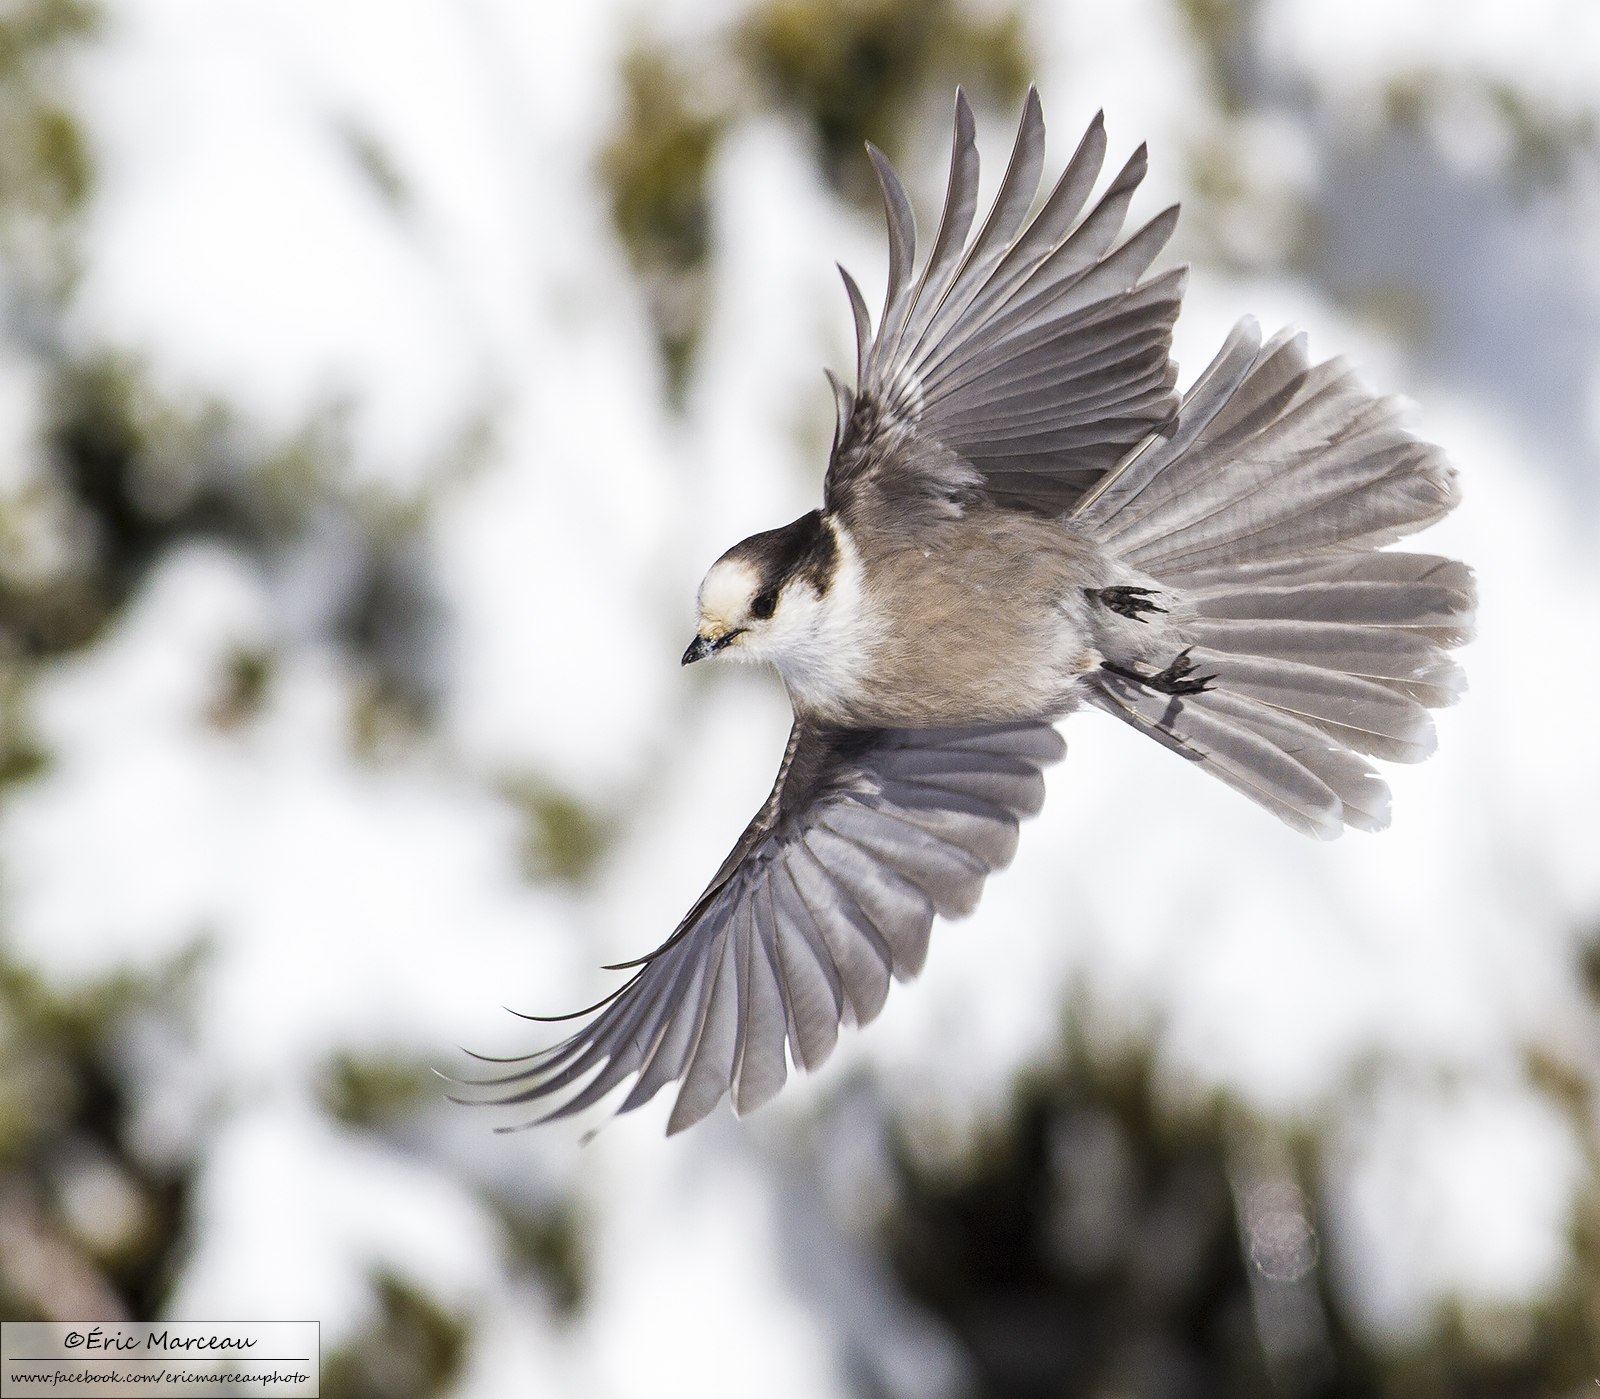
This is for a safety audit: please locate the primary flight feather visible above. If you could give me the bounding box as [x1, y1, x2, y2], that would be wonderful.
[463, 88, 1474, 1134]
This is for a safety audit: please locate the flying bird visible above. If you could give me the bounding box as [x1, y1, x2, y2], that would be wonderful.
[465, 89, 1474, 1134]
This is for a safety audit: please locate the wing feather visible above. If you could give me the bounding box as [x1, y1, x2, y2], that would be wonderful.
[668, 928, 741, 1134]
[814, 836, 935, 979]
[904, 87, 1047, 369]
[876, 92, 981, 374]
[826, 89, 1183, 521]
[733, 896, 789, 1116]
[764, 874, 842, 1072]
[459, 722, 1063, 1131]
[788, 833, 896, 1022]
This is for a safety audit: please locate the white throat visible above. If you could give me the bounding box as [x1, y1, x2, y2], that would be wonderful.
[755, 520, 876, 722]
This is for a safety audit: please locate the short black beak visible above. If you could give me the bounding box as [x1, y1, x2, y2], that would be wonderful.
[682, 632, 730, 666]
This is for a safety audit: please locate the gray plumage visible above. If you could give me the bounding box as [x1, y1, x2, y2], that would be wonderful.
[1076, 319, 1469, 837]
[459, 88, 1475, 1133]
[830, 88, 1184, 521]
[461, 723, 1062, 1133]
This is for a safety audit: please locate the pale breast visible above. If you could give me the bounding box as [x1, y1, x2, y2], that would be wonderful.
[832, 512, 1117, 727]
[767, 521, 878, 723]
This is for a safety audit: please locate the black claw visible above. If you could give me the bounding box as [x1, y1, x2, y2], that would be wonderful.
[1088, 585, 1167, 622]
[1153, 647, 1217, 695]
[1101, 647, 1217, 697]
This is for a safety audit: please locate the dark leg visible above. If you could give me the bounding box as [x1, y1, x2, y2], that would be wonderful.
[1087, 585, 1167, 622]
[1101, 646, 1216, 697]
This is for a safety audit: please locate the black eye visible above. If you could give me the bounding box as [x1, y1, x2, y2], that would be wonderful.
[750, 589, 778, 620]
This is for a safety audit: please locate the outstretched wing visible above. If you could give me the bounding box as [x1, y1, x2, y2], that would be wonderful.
[460, 721, 1064, 1134]
[825, 87, 1186, 521]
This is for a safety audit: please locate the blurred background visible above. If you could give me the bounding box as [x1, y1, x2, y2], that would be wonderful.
[1, 0, 1597, 1394]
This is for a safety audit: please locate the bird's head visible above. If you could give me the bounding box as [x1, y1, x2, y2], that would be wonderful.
[682, 510, 841, 670]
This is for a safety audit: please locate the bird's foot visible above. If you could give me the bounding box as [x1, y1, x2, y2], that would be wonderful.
[1088, 585, 1167, 622]
[1101, 647, 1216, 696]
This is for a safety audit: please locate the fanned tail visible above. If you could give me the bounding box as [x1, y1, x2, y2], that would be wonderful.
[1075, 319, 1475, 837]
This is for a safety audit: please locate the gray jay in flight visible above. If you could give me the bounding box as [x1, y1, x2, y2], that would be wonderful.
[465, 89, 1474, 1134]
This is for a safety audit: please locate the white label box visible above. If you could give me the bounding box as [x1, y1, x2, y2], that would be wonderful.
[1, 1321, 318, 1397]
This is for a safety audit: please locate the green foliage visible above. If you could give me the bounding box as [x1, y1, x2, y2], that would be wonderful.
[317, 1051, 439, 1131]
[336, 529, 446, 740]
[737, 0, 1029, 195]
[600, 47, 727, 402]
[603, 48, 724, 282]
[18, 353, 451, 757]
[0, 662, 49, 787]
[314, 1047, 592, 1320]
[497, 1195, 588, 1318]
[321, 1272, 470, 1399]
[338, 118, 410, 213]
[1174, 0, 1253, 114]
[0, 0, 96, 256]
[204, 645, 277, 731]
[597, 0, 1027, 399]
[885, 1041, 1283, 1397]
[880, 1028, 1600, 1397]
[501, 776, 616, 886]
[1383, 70, 1600, 197]
[0, 0, 95, 69]
[0, 942, 207, 1321]
[24, 354, 260, 652]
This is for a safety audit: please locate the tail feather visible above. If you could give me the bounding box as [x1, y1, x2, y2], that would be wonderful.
[1200, 690, 1396, 834]
[1126, 439, 1452, 577]
[1077, 321, 1475, 836]
[1177, 549, 1473, 597]
[1095, 673, 1390, 838]
[1201, 330, 1322, 444]
[1182, 618, 1464, 697]
[1083, 323, 1459, 578]
[1187, 559, 1473, 641]
[1185, 651, 1435, 763]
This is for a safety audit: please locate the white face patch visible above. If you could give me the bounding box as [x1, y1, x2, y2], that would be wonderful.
[691, 518, 877, 720]
[696, 558, 763, 640]
[754, 523, 874, 719]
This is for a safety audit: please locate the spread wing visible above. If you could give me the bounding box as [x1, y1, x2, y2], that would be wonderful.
[459, 721, 1064, 1134]
[824, 87, 1186, 521]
